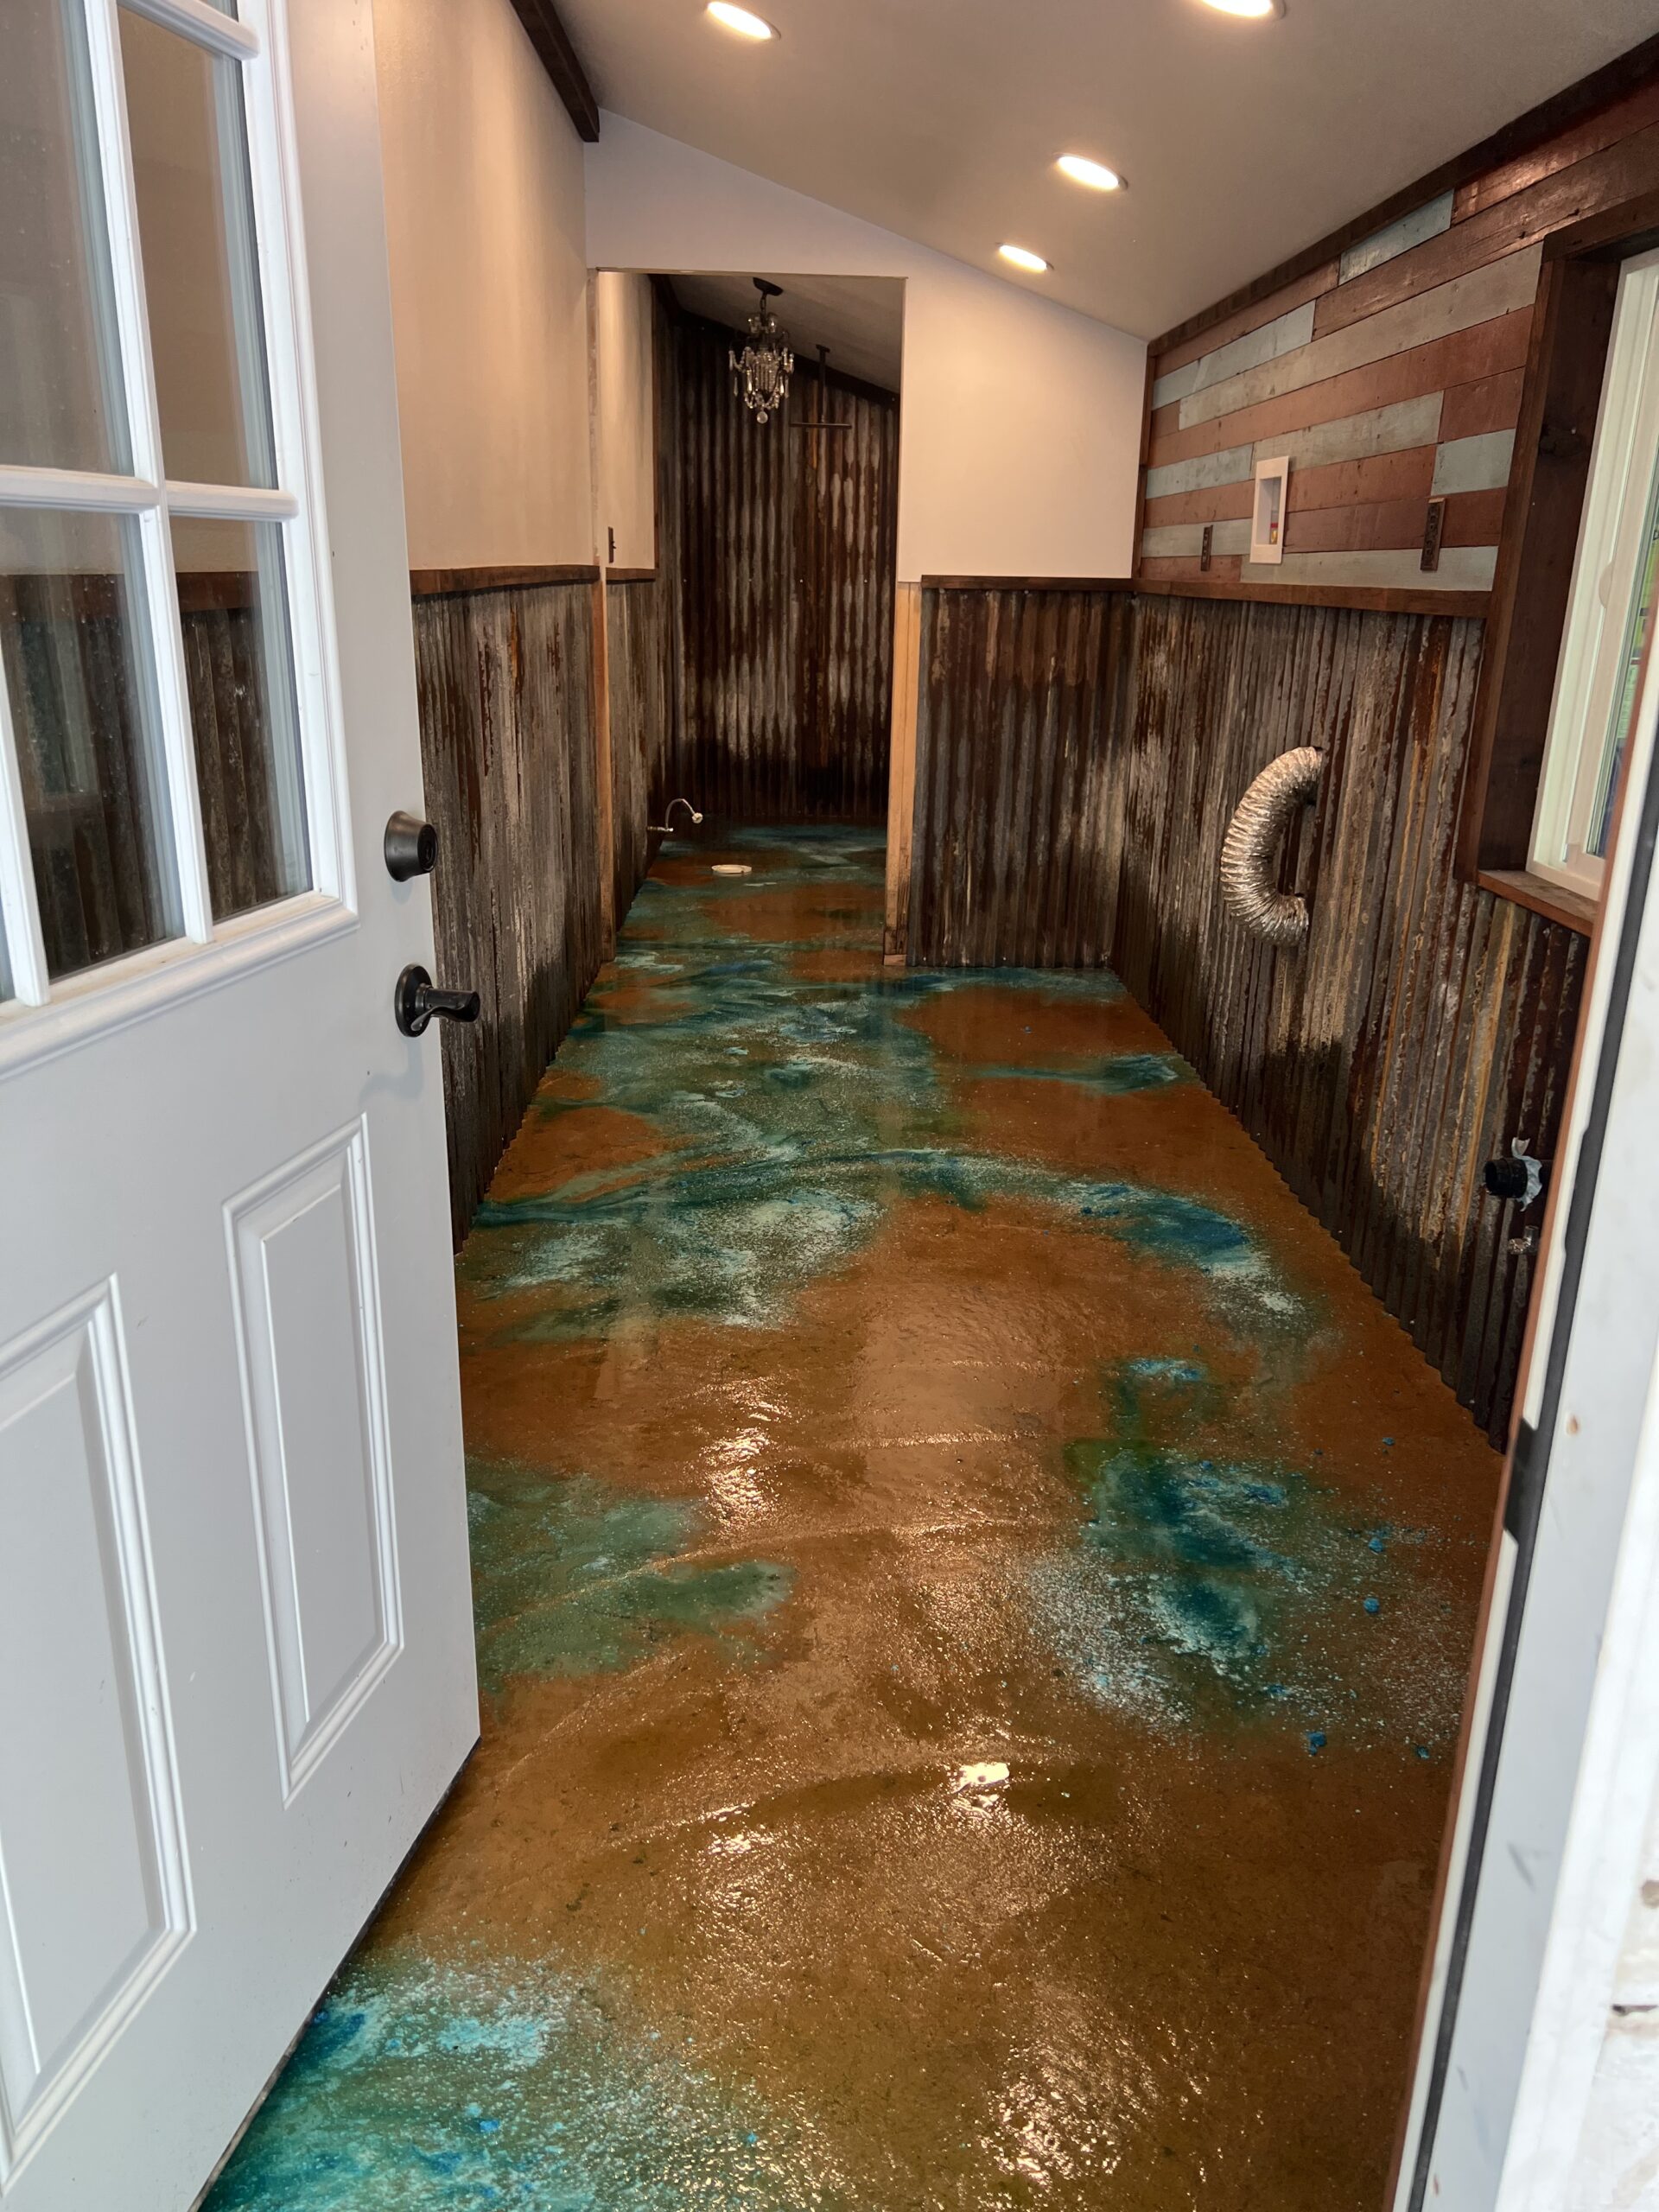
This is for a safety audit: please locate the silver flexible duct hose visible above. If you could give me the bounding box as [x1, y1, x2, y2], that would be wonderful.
[1218, 747, 1325, 948]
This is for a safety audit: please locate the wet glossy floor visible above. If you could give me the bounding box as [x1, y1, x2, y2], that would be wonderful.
[211, 828, 1500, 2210]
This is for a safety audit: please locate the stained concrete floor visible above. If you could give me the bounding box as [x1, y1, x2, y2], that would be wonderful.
[209, 826, 1501, 2210]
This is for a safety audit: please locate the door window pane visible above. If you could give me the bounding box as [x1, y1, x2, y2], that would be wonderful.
[1588, 448, 1659, 859]
[173, 517, 308, 918]
[0, 509, 181, 979]
[0, 0, 128, 471]
[119, 9, 276, 487]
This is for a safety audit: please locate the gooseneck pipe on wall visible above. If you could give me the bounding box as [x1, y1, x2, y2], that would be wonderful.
[1218, 747, 1325, 948]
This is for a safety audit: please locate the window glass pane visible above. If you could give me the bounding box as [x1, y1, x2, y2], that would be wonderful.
[1589, 445, 1659, 860]
[0, 0, 128, 471]
[0, 508, 181, 980]
[119, 9, 275, 487]
[173, 517, 308, 918]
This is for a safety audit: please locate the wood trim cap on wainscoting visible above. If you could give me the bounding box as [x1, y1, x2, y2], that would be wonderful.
[410, 563, 602, 598]
[920, 574, 1491, 619]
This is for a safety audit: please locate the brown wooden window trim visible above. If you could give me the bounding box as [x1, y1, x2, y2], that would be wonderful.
[1459, 187, 1659, 935]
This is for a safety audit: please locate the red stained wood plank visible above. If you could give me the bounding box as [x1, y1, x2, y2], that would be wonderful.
[1315, 121, 1659, 340]
[1141, 480, 1255, 530]
[1440, 367, 1527, 442]
[1443, 487, 1510, 547]
[1454, 75, 1659, 220]
[1284, 496, 1433, 555]
[1287, 445, 1438, 513]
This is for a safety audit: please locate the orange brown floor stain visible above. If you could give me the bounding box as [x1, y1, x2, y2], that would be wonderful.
[209, 828, 1501, 2211]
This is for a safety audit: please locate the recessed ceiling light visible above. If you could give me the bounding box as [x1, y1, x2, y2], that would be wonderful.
[998, 244, 1050, 274]
[706, 3, 777, 37]
[1198, 0, 1281, 16]
[1057, 154, 1125, 192]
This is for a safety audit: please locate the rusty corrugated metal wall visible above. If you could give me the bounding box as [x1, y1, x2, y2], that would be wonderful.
[908, 586, 1586, 1443]
[911, 588, 1132, 965]
[607, 287, 684, 925]
[414, 580, 603, 1245]
[671, 315, 899, 823]
[607, 577, 671, 921]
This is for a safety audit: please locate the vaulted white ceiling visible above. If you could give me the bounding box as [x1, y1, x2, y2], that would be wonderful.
[560, 0, 1657, 339]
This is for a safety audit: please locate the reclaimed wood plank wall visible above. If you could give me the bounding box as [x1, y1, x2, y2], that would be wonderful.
[412, 580, 602, 1245]
[671, 313, 899, 822]
[1140, 74, 1659, 598]
[908, 585, 1586, 1444]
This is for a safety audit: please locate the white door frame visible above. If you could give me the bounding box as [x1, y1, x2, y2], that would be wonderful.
[1395, 618, 1659, 2203]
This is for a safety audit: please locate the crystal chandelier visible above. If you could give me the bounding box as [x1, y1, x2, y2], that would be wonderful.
[729, 278, 794, 424]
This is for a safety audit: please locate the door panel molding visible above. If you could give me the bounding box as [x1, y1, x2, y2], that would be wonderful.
[0, 1281, 191, 2186]
[225, 1121, 404, 1803]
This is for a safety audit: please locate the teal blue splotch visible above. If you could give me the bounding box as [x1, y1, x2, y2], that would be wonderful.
[963, 1052, 1183, 1096]
[477, 1148, 1291, 1343]
[467, 1462, 792, 1695]
[203, 1950, 850, 2212]
[464, 832, 1306, 1343]
[1033, 1358, 1458, 1743]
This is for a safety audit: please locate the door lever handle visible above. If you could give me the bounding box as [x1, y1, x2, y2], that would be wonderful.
[395, 963, 480, 1038]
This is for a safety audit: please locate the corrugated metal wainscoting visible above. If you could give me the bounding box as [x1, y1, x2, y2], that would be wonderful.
[413, 579, 604, 1245]
[908, 585, 1586, 1443]
[671, 315, 899, 823]
[607, 287, 685, 925]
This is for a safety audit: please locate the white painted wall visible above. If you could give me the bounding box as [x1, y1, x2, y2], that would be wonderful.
[585, 116, 1147, 584]
[593, 270, 657, 571]
[372, 0, 594, 569]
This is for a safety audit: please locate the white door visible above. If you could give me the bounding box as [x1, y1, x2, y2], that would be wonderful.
[0, 1, 479, 2205]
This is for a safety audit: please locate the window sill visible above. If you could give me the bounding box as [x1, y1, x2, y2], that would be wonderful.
[1478, 868, 1598, 937]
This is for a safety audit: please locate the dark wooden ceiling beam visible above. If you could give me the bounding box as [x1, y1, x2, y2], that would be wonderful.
[508, 0, 600, 143]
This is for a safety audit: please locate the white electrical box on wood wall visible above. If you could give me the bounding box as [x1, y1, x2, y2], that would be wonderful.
[1251, 455, 1290, 565]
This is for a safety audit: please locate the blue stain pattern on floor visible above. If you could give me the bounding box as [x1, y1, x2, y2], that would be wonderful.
[467, 1464, 794, 1696]
[207, 826, 1496, 2211]
[468, 831, 1295, 1340]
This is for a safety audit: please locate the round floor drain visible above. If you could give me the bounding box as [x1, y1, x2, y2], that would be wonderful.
[710, 863, 753, 875]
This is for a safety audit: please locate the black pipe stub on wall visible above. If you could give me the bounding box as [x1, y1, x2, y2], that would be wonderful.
[1484, 1149, 1548, 1209]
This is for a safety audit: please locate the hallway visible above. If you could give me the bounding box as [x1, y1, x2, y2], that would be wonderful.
[208, 828, 1499, 2210]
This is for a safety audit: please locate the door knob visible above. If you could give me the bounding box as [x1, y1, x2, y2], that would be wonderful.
[395, 963, 480, 1037]
[385, 810, 438, 881]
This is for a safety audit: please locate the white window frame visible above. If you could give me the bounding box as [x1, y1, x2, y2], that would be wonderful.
[1530, 245, 1659, 903]
[0, 0, 353, 1080]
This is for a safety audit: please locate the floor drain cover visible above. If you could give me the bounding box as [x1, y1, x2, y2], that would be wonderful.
[710, 863, 753, 875]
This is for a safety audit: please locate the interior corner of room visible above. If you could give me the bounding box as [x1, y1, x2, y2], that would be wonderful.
[9, 2, 1659, 2209]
